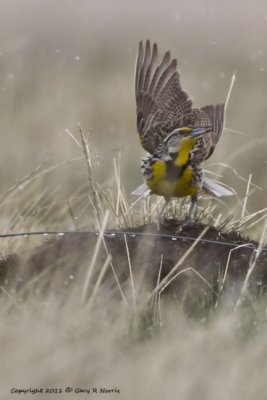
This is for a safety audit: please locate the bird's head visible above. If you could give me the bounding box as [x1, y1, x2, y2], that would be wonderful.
[173, 126, 212, 138]
[163, 126, 212, 162]
[165, 126, 212, 151]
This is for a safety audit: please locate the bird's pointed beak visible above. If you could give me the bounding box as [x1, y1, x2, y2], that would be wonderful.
[191, 126, 213, 138]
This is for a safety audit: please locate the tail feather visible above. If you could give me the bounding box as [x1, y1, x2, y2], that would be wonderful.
[131, 182, 151, 197]
[201, 177, 235, 197]
[132, 178, 234, 199]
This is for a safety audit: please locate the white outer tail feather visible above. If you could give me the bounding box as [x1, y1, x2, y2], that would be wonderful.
[131, 182, 151, 197]
[131, 178, 234, 198]
[202, 177, 234, 197]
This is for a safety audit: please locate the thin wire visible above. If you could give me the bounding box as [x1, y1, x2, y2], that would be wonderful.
[0, 229, 264, 251]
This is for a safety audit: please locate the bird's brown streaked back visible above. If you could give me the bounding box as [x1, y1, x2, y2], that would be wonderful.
[135, 40, 225, 160]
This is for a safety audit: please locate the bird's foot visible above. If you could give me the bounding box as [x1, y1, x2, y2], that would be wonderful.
[175, 216, 195, 232]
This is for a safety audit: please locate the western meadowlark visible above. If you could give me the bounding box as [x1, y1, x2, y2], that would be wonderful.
[132, 40, 233, 223]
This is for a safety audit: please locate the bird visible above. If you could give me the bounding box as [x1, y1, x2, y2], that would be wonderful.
[132, 40, 233, 225]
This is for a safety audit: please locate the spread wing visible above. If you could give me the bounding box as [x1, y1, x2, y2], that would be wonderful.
[135, 40, 225, 158]
[135, 40, 193, 154]
[200, 104, 225, 159]
[189, 104, 225, 161]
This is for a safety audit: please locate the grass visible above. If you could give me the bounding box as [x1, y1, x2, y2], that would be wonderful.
[0, 126, 266, 399]
[2, 285, 267, 399]
[0, 1, 267, 397]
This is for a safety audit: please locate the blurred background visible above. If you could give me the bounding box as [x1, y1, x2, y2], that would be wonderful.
[0, 0, 266, 234]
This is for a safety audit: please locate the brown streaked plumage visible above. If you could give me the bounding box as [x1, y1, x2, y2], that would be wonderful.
[133, 40, 232, 225]
[135, 40, 225, 160]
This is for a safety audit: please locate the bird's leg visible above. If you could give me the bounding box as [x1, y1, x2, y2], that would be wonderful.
[157, 197, 170, 230]
[188, 194, 198, 221]
[177, 194, 198, 231]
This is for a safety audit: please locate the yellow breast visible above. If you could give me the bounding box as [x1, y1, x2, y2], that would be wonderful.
[147, 160, 198, 198]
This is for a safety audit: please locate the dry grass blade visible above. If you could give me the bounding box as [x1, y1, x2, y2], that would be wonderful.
[95, 218, 128, 304]
[94, 189, 105, 220]
[241, 173, 252, 220]
[153, 254, 164, 325]
[113, 156, 129, 227]
[65, 128, 82, 148]
[0, 157, 80, 207]
[95, 183, 120, 220]
[159, 267, 217, 297]
[87, 254, 112, 309]
[0, 156, 86, 207]
[145, 226, 209, 303]
[225, 71, 236, 110]
[0, 285, 18, 308]
[228, 207, 267, 232]
[120, 189, 133, 227]
[124, 234, 136, 312]
[79, 125, 100, 220]
[67, 199, 79, 231]
[88, 195, 100, 226]
[81, 210, 109, 304]
[113, 156, 121, 219]
[224, 127, 249, 136]
[215, 243, 254, 308]
[235, 221, 267, 309]
[214, 162, 263, 191]
[223, 137, 267, 172]
[18, 262, 58, 296]
[243, 212, 267, 231]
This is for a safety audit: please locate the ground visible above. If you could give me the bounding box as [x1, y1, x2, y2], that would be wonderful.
[1, 220, 266, 315]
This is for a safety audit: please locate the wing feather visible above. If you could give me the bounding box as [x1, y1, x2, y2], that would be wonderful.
[201, 104, 225, 158]
[135, 41, 144, 101]
[135, 40, 225, 157]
